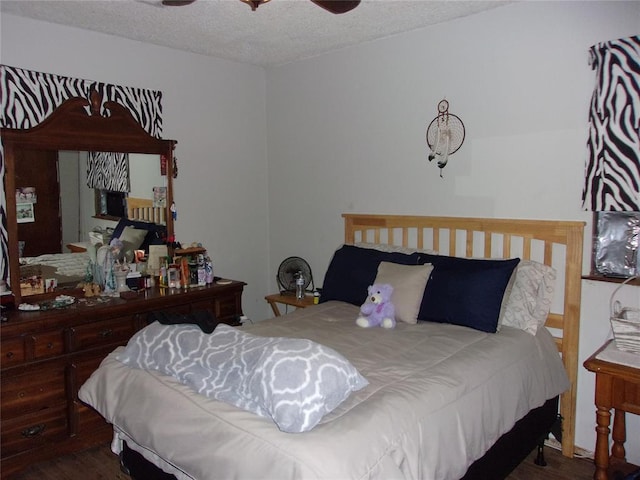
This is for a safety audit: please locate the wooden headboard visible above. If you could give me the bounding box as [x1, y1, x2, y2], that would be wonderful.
[343, 213, 585, 458]
[127, 197, 166, 226]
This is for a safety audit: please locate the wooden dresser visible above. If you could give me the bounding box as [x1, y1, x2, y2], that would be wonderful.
[0, 281, 245, 479]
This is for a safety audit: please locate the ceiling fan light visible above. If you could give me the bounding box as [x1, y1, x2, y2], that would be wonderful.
[240, 0, 271, 11]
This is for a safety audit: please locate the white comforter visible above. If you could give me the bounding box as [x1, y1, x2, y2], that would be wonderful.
[79, 301, 569, 480]
[21, 252, 90, 278]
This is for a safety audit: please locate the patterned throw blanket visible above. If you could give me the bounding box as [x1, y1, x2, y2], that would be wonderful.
[116, 322, 368, 433]
[21, 252, 90, 278]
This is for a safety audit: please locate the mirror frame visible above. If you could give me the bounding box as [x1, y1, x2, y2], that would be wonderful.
[1, 90, 176, 304]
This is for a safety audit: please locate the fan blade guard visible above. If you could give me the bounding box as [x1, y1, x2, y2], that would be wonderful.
[277, 257, 314, 293]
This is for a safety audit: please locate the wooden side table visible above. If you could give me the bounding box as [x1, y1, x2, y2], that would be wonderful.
[265, 293, 315, 317]
[584, 340, 640, 480]
[66, 242, 88, 253]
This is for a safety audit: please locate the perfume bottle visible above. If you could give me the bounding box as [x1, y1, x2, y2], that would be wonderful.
[204, 256, 214, 284]
[197, 254, 207, 286]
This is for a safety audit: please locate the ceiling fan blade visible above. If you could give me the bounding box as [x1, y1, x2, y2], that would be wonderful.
[310, 0, 360, 14]
[161, 0, 196, 6]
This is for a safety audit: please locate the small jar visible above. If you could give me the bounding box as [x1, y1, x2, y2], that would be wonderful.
[313, 290, 320, 304]
[168, 264, 180, 288]
[205, 257, 214, 284]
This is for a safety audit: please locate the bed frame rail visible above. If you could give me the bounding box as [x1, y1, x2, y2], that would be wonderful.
[343, 213, 585, 458]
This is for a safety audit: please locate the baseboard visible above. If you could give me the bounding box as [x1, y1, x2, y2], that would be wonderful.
[545, 438, 594, 460]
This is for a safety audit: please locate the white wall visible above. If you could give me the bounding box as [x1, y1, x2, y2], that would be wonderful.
[1, 13, 271, 321]
[58, 150, 82, 248]
[128, 153, 165, 200]
[265, 0, 640, 461]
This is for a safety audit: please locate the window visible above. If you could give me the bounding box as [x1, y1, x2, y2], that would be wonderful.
[95, 190, 126, 219]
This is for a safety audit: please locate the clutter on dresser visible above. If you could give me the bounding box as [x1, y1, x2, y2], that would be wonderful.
[18, 294, 76, 312]
[154, 242, 215, 289]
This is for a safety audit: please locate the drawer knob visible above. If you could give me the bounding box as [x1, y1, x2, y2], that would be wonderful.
[6, 351, 14, 359]
[98, 329, 113, 338]
[47, 342, 54, 349]
[21, 424, 46, 438]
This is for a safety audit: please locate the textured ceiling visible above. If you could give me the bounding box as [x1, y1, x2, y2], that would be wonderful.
[1, 0, 509, 67]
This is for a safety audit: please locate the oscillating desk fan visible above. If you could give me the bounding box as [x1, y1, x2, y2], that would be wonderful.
[277, 257, 314, 295]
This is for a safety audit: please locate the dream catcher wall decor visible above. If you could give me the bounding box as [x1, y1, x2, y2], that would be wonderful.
[426, 99, 465, 177]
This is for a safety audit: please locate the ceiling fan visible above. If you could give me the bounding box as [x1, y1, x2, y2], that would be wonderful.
[161, 0, 361, 14]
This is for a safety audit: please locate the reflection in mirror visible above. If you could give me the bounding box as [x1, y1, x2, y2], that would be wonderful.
[57, 151, 165, 253]
[14, 150, 168, 297]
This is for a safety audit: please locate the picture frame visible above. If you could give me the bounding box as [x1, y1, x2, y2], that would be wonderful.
[153, 186, 167, 208]
[147, 244, 169, 274]
[16, 186, 37, 204]
[16, 202, 35, 223]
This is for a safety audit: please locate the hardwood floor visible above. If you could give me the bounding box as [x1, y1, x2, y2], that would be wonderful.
[509, 448, 595, 480]
[9, 442, 597, 480]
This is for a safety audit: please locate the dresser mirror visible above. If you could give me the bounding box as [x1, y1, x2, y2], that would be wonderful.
[1, 91, 176, 304]
[18, 150, 166, 254]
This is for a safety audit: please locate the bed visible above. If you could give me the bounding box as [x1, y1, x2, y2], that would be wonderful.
[79, 213, 585, 480]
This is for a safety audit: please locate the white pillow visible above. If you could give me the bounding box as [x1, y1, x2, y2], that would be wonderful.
[501, 260, 557, 335]
[374, 261, 433, 324]
[119, 226, 147, 251]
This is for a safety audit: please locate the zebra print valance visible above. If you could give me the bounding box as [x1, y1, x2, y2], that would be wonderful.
[86, 152, 130, 192]
[0, 65, 163, 133]
[582, 35, 640, 211]
[0, 64, 164, 288]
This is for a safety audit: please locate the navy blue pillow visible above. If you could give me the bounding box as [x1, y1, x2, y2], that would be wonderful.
[417, 254, 520, 333]
[112, 218, 167, 253]
[321, 245, 421, 307]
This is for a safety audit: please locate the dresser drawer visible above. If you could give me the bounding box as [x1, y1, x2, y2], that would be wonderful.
[68, 356, 113, 436]
[1, 337, 26, 368]
[191, 294, 241, 324]
[28, 330, 65, 360]
[163, 303, 192, 316]
[1, 366, 66, 419]
[72, 400, 108, 436]
[69, 355, 107, 402]
[216, 294, 240, 320]
[68, 316, 137, 352]
[0, 404, 68, 458]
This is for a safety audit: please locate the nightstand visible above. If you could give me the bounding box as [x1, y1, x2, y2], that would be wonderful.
[583, 340, 640, 480]
[265, 293, 315, 317]
[66, 242, 88, 253]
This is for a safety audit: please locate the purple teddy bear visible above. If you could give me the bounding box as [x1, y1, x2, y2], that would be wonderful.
[356, 283, 396, 329]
